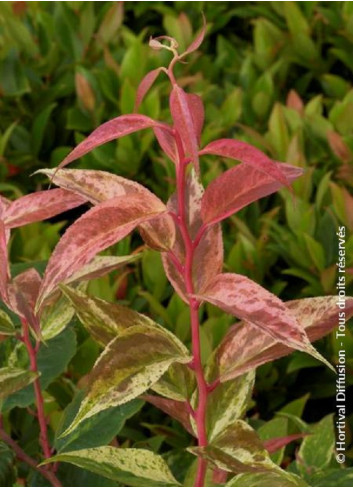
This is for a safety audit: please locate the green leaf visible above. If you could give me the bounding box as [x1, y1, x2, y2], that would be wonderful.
[31, 103, 57, 156]
[227, 470, 308, 487]
[3, 328, 76, 409]
[0, 367, 38, 401]
[0, 309, 15, 336]
[55, 390, 143, 453]
[152, 363, 195, 402]
[309, 468, 353, 487]
[189, 420, 277, 474]
[0, 442, 16, 487]
[298, 414, 335, 473]
[61, 324, 191, 435]
[258, 418, 288, 465]
[41, 293, 75, 341]
[42, 446, 180, 486]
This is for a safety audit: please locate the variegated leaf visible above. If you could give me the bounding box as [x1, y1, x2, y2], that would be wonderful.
[263, 434, 307, 454]
[3, 189, 86, 229]
[152, 362, 196, 402]
[170, 85, 200, 172]
[36, 193, 166, 311]
[215, 296, 353, 381]
[162, 170, 223, 301]
[57, 114, 171, 168]
[143, 394, 194, 435]
[61, 324, 191, 435]
[38, 168, 175, 252]
[226, 471, 308, 487]
[41, 294, 75, 341]
[195, 274, 333, 370]
[0, 367, 38, 400]
[0, 220, 9, 304]
[200, 162, 303, 225]
[199, 138, 294, 187]
[42, 446, 180, 486]
[0, 309, 15, 336]
[189, 420, 276, 474]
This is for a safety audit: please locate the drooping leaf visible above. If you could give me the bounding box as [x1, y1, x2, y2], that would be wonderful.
[214, 296, 353, 381]
[162, 171, 223, 301]
[37, 168, 175, 252]
[0, 309, 15, 335]
[57, 114, 171, 168]
[226, 471, 308, 487]
[199, 138, 294, 187]
[0, 367, 38, 400]
[200, 162, 303, 225]
[36, 193, 167, 311]
[61, 324, 191, 435]
[3, 189, 86, 229]
[170, 85, 200, 172]
[43, 446, 180, 486]
[143, 394, 194, 435]
[135, 67, 163, 111]
[189, 420, 276, 474]
[55, 391, 143, 452]
[195, 274, 333, 370]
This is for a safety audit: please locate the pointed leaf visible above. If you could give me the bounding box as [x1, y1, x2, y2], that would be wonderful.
[58, 114, 170, 168]
[152, 363, 196, 402]
[153, 126, 177, 163]
[215, 296, 353, 381]
[36, 193, 166, 311]
[201, 162, 303, 225]
[195, 274, 333, 370]
[3, 189, 86, 229]
[182, 14, 206, 56]
[170, 85, 200, 172]
[263, 434, 307, 454]
[43, 446, 180, 486]
[37, 168, 176, 252]
[200, 138, 294, 187]
[135, 68, 163, 111]
[163, 171, 223, 301]
[0, 195, 10, 219]
[0, 367, 38, 400]
[189, 420, 276, 474]
[298, 414, 335, 472]
[0, 309, 15, 336]
[61, 325, 191, 434]
[186, 93, 204, 144]
[143, 394, 194, 435]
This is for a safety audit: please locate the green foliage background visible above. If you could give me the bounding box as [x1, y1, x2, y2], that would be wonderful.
[0, 1, 353, 486]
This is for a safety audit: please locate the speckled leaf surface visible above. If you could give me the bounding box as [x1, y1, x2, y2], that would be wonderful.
[0, 309, 15, 335]
[0, 367, 38, 400]
[226, 471, 308, 486]
[43, 446, 180, 486]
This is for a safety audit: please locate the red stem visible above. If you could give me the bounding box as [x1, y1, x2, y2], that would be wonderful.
[21, 319, 60, 485]
[175, 132, 208, 487]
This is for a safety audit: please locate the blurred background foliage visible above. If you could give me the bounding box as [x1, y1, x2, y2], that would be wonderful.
[1, 0, 353, 479]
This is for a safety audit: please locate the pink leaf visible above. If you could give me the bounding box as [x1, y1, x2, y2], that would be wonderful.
[0, 220, 9, 304]
[170, 85, 200, 172]
[153, 127, 177, 163]
[0, 195, 10, 219]
[201, 162, 303, 224]
[38, 168, 176, 252]
[162, 171, 223, 301]
[36, 193, 167, 311]
[186, 93, 204, 145]
[3, 189, 86, 229]
[200, 138, 294, 187]
[135, 68, 163, 111]
[263, 434, 308, 454]
[143, 394, 194, 435]
[183, 13, 206, 56]
[195, 274, 332, 366]
[58, 114, 169, 169]
[215, 296, 353, 381]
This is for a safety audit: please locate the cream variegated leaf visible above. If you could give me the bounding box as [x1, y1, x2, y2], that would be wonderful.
[61, 324, 191, 435]
[41, 294, 75, 341]
[0, 309, 15, 336]
[226, 471, 309, 487]
[0, 367, 38, 400]
[42, 446, 180, 486]
[152, 362, 196, 402]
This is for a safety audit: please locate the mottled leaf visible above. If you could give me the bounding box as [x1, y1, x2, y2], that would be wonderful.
[298, 414, 335, 472]
[41, 293, 75, 341]
[135, 68, 163, 111]
[3, 189, 86, 229]
[195, 274, 333, 370]
[152, 362, 196, 402]
[143, 394, 194, 435]
[189, 420, 276, 474]
[0, 220, 9, 304]
[162, 171, 223, 301]
[36, 193, 166, 311]
[43, 446, 180, 486]
[227, 471, 308, 487]
[170, 85, 200, 172]
[200, 138, 294, 187]
[0, 309, 15, 335]
[58, 114, 170, 168]
[0, 367, 38, 400]
[214, 296, 353, 381]
[200, 162, 303, 225]
[61, 324, 191, 435]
